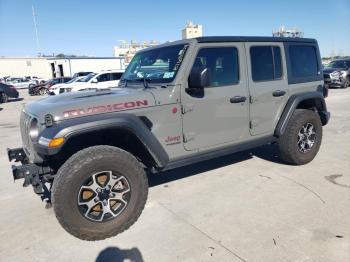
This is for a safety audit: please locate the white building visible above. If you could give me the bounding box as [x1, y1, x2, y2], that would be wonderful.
[0, 57, 125, 79]
[182, 21, 203, 39]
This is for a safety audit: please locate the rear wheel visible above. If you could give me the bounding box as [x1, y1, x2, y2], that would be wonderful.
[0, 92, 8, 103]
[39, 88, 47, 95]
[52, 145, 148, 241]
[278, 109, 322, 165]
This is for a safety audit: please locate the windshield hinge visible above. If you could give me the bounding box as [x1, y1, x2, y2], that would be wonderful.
[183, 132, 195, 143]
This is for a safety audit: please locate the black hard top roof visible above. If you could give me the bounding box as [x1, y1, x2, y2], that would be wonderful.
[196, 36, 317, 43]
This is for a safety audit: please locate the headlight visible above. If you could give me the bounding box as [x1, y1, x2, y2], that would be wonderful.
[29, 118, 39, 141]
[330, 71, 341, 77]
[341, 71, 347, 77]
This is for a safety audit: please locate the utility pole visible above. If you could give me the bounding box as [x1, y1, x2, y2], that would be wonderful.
[32, 5, 41, 56]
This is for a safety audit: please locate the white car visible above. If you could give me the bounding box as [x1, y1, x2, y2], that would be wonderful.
[49, 76, 85, 95]
[25, 76, 48, 84]
[7, 78, 38, 89]
[59, 70, 124, 93]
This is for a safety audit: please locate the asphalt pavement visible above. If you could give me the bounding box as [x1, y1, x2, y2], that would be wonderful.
[0, 88, 349, 262]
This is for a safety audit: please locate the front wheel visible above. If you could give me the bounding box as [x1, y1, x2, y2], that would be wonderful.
[343, 76, 350, 88]
[52, 145, 148, 241]
[278, 109, 322, 165]
[0, 92, 8, 103]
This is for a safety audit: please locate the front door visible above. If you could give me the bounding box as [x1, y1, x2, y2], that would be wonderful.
[182, 43, 250, 151]
[245, 42, 289, 136]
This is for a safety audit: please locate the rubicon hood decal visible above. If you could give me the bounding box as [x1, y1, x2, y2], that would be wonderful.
[63, 99, 149, 118]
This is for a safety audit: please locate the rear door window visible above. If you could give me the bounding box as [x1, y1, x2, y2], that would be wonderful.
[111, 73, 123, 80]
[250, 46, 283, 81]
[97, 73, 110, 82]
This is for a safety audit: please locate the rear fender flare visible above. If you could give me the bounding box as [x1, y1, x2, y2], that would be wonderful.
[275, 91, 329, 137]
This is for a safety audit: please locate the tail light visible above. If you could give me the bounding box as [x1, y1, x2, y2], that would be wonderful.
[10, 85, 17, 91]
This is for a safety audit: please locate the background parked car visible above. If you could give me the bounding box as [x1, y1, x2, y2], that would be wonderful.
[323, 59, 350, 88]
[0, 83, 19, 103]
[72, 71, 93, 78]
[49, 76, 85, 95]
[29, 77, 72, 96]
[59, 70, 124, 93]
[24, 76, 48, 84]
[7, 78, 38, 89]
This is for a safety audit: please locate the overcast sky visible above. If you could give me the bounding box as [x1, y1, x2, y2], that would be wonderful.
[0, 0, 349, 57]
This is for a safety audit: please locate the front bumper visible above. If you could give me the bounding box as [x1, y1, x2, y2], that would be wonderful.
[7, 148, 52, 194]
[324, 76, 347, 87]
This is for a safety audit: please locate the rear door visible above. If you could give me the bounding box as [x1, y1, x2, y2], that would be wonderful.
[95, 73, 111, 89]
[182, 43, 250, 151]
[245, 42, 289, 136]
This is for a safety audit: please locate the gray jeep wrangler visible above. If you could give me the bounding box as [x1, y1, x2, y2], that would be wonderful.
[7, 36, 330, 241]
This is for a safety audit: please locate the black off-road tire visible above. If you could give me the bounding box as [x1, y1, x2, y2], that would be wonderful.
[344, 76, 350, 88]
[0, 92, 8, 103]
[278, 109, 322, 165]
[51, 145, 148, 241]
[39, 88, 47, 96]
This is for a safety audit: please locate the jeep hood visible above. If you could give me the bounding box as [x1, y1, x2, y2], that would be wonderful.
[25, 87, 155, 123]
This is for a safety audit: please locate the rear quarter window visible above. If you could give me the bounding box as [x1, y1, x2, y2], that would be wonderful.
[290, 46, 318, 77]
[284, 43, 323, 84]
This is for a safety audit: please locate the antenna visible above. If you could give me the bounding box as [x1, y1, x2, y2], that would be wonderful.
[32, 5, 41, 56]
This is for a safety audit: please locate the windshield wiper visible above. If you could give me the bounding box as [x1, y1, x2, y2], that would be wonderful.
[134, 77, 152, 89]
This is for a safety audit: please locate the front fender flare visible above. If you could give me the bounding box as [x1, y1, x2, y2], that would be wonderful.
[36, 113, 169, 168]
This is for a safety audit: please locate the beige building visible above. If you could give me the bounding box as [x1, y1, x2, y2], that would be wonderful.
[182, 21, 203, 39]
[0, 57, 125, 79]
[113, 40, 158, 64]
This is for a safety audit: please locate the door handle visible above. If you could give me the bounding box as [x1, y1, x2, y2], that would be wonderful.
[230, 96, 247, 103]
[272, 90, 286, 97]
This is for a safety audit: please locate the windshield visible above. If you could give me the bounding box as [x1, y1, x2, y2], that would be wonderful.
[66, 77, 80, 84]
[327, 61, 346, 69]
[121, 44, 189, 83]
[79, 73, 97, 82]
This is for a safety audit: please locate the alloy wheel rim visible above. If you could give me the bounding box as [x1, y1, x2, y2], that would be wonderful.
[77, 171, 131, 222]
[297, 122, 316, 153]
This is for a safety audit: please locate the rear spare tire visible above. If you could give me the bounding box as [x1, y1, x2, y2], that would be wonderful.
[52, 145, 148, 241]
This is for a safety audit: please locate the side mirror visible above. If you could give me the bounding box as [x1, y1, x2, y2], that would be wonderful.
[91, 78, 98, 84]
[188, 67, 211, 89]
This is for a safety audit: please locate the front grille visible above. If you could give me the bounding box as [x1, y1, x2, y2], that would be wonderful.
[59, 88, 64, 94]
[20, 110, 33, 158]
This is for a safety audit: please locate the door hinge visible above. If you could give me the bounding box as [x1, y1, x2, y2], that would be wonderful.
[249, 120, 258, 129]
[183, 132, 195, 143]
[181, 104, 194, 114]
